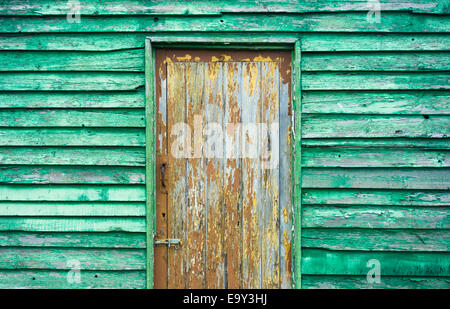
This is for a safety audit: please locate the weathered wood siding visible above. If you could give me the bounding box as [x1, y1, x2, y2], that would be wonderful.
[0, 0, 449, 288]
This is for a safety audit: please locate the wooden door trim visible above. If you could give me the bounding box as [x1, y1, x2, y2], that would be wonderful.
[144, 36, 302, 289]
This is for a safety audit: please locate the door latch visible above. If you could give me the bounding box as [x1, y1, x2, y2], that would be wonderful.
[154, 238, 182, 248]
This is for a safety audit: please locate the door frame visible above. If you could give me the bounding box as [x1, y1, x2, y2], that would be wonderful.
[144, 36, 302, 289]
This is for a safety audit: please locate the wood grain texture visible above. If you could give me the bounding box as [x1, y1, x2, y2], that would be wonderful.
[0, 270, 146, 289]
[0, 185, 145, 201]
[0, 91, 144, 108]
[302, 249, 450, 276]
[302, 229, 449, 252]
[2, 0, 447, 15]
[153, 52, 168, 289]
[302, 115, 450, 138]
[1, 13, 448, 33]
[302, 168, 450, 190]
[302, 138, 450, 149]
[0, 147, 145, 166]
[260, 61, 280, 288]
[303, 275, 450, 289]
[185, 62, 207, 288]
[241, 61, 262, 288]
[302, 52, 450, 71]
[0, 232, 146, 248]
[144, 38, 156, 288]
[222, 62, 241, 289]
[3, 51, 449, 72]
[0, 109, 145, 127]
[166, 62, 187, 288]
[279, 65, 292, 289]
[0, 202, 145, 216]
[292, 40, 303, 289]
[2, 33, 450, 52]
[0, 217, 145, 232]
[0, 166, 145, 184]
[204, 61, 225, 288]
[302, 206, 449, 229]
[303, 189, 450, 206]
[0, 49, 144, 72]
[0, 72, 144, 91]
[0, 248, 145, 270]
[0, 128, 145, 146]
[302, 72, 450, 90]
[302, 149, 450, 167]
[302, 91, 450, 114]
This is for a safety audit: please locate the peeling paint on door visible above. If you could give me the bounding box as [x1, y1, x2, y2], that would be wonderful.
[154, 50, 292, 289]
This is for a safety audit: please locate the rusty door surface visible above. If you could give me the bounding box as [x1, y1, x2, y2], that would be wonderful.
[154, 49, 292, 289]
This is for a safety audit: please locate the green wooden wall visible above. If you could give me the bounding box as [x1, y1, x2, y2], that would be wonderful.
[0, 0, 449, 289]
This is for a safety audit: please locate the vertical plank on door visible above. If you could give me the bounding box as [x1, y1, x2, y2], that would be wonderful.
[154, 56, 168, 289]
[204, 62, 225, 288]
[241, 62, 262, 288]
[185, 62, 207, 288]
[279, 63, 292, 289]
[167, 62, 187, 288]
[223, 62, 242, 288]
[260, 61, 281, 288]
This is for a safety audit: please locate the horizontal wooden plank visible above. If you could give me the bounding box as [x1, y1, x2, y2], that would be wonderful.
[303, 91, 450, 114]
[0, 248, 145, 270]
[302, 249, 450, 276]
[8, 114, 445, 138]
[0, 185, 146, 201]
[302, 115, 450, 138]
[303, 189, 450, 206]
[0, 217, 145, 232]
[0, 147, 145, 166]
[302, 228, 450, 252]
[9, 71, 445, 93]
[0, 91, 144, 108]
[2, 33, 449, 52]
[303, 52, 450, 71]
[302, 168, 450, 190]
[0, 202, 145, 216]
[0, 109, 145, 127]
[0, 13, 449, 33]
[303, 275, 450, 289]
[0, 49, 144, 72]
[0, 73, 144, 91]
[0, 166, 145, 184]
[0, 128, 145, 146]
[303, 206, 449, 229]
[2, 51, 449, 72]
[0, 232, 146, 248]
[303, 149, 449, 167]
[5, 229, 446, 251]
[303, 138, 450, 149]
[0, 269, 146, 289]
[303, 72, 450, 90]
[1, 0, 446, 15]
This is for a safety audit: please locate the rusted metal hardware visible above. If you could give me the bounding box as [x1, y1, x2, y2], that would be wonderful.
[154, 238, 182, 247]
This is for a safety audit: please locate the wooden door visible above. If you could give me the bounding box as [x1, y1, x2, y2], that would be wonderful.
[154, 49, 292, 289]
